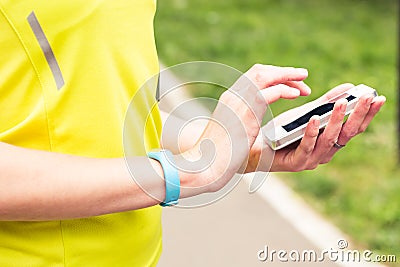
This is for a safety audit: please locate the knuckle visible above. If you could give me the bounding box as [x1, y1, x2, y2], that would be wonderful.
[319, 159, 330, 165]
[358, 125, 368, 133]
[300, 145, 314, 155]
[291, 164, 304, 172]
[291, 160, 311, 172]
[305, 163, 319, 170]
[305, 129, 319, 139]
[288, 160, 304, 172]
[325, 138, 336, 148]
[252, 63, 264, 72]
[254, 72, 263, 84]
[342, 130, 357, 140]
[353, 107, 365, 116]
[220, 90, 236, 103]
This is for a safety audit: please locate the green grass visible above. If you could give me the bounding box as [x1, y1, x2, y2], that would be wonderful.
[155, 0, 399, 263]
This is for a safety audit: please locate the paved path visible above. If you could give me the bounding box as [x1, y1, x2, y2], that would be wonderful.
[158, 178, 340, 267]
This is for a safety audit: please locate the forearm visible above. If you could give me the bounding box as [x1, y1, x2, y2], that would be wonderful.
[0, 142, 168, 221]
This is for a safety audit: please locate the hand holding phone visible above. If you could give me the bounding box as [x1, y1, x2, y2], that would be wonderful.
[262, 84, 378, 150]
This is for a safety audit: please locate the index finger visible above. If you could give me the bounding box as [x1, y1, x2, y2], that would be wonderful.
[244, 64, 311, 95]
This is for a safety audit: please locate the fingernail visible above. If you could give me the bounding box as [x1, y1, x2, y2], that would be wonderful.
[341, 103, 347, 112]
[312, 116, 320, 127]
[297, 68, 308, 76]
[338, 100, 347, 112]
[304, 84, 312, 95]
[290, 89, 301, 96]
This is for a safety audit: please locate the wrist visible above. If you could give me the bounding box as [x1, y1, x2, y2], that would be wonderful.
[148, 150, 180, 206]
[244, 138, 277, 173]
[243, 146, 261, 173]
[175, 148, 212, 198]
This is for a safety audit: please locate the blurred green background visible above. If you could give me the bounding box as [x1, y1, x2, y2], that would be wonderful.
[155, 0, 399, 262]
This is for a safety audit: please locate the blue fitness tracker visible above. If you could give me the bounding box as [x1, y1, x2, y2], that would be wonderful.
[147, 149, 180, 206]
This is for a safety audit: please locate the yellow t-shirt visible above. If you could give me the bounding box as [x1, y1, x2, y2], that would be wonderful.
[0, 0, 162, 266]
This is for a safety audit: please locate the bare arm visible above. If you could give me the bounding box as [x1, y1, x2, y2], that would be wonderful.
[0, 142, 168, 220]
[0, 64, 310, 221]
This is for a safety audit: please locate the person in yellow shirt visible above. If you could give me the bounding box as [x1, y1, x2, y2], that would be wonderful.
[0, 0, 385, 266]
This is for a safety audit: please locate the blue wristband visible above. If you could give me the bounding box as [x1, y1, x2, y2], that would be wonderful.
[148, 150, 180, 206]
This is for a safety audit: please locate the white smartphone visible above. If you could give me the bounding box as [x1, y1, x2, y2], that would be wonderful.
[262, 84, 378, 150]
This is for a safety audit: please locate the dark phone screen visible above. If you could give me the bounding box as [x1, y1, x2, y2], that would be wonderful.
[282, 95, 356, 132]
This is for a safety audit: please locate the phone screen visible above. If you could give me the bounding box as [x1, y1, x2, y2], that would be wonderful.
[282, 95, 356, 132]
